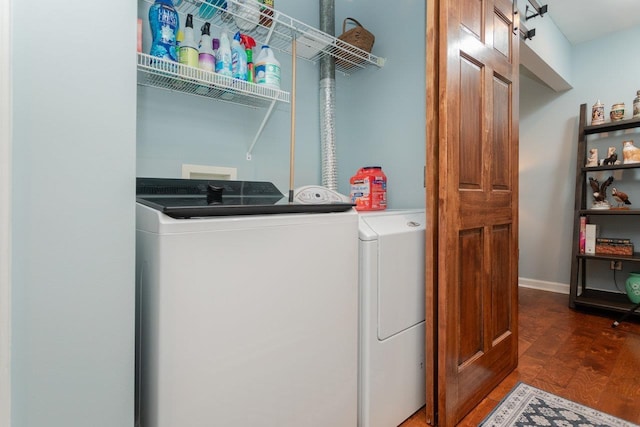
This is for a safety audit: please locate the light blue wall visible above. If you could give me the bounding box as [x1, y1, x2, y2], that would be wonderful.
[11, 0, 137, 426]
[519, 11, 572, 90]
[334, 0, 426, 208]
[137, 0, 426, 209]
[519, 25, 640, 287]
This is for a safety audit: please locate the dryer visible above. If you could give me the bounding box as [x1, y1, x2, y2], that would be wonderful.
[358, 210, 426, 427]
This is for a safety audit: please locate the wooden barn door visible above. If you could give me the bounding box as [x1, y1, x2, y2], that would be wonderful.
[426, 0, 520, 425]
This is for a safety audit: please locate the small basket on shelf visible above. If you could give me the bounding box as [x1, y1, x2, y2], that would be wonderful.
[336, 17, 375, 67]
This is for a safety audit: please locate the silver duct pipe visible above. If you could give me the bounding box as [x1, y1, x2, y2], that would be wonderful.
[319, 0, 337, 191]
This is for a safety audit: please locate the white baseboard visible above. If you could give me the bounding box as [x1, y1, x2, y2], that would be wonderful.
[519, 277, 570, 295]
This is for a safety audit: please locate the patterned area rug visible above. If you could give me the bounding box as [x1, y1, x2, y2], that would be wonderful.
[480, 382, 639, 427]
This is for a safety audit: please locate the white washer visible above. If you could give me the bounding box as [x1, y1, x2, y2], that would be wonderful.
[358, 210, 426, 427]
[136, 203, 359, 427]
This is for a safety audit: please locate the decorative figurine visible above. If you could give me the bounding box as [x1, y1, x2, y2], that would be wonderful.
[586, 148, 599, 167]
[612, 187, 632, 209]
[623, 140, 640, 164]
[634, 90, 640, 118]
[592, 100, 605, 125]
[589, 176, 614, 209]
[602, 146, 618, 165]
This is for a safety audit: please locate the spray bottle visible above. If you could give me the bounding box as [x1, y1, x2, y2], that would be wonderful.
[175, 29, 183, 63]
[231, 32, 248, 80]
[240, 34, 256, 83]
[215, 31, 233, 77]
[198, 23, 215, 72]
[179, 14, 199, 67]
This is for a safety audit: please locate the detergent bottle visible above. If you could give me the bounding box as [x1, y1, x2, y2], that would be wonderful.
[148, 0, 179, 61]
[215, 31, 233, 77]
[254, 45, 280, 89]
[350, 166, 387, 211]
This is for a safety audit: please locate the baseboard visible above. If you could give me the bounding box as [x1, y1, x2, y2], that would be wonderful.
[519, 277, 570, 295]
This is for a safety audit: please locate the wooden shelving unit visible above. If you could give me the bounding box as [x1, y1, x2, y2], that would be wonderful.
[569, 103, 640, 317]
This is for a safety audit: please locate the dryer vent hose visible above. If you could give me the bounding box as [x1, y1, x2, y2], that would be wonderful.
[320, 77, 337, 191]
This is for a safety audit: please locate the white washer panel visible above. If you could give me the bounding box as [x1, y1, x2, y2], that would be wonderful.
[137, 204, 359, 427]
[359, 211, 426, 340]
[358, 210, 427, 427]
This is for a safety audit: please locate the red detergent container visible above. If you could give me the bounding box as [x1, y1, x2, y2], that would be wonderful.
[350, 166, 387, 211]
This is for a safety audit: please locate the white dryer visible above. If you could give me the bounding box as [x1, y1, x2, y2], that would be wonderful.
[358, 210, 426, 427]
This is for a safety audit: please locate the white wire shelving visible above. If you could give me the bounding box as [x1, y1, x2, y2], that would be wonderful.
[138, 0, 386, 157]
[137, 52, 290, 108]
[141, 0, 386, 74]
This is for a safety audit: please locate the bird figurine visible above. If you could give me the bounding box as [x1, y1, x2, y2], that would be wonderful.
[612, 187, 632, 208]
[589, 176, 614, 202]
[589, 177, 602, 200]
[600, 176, 614, 201]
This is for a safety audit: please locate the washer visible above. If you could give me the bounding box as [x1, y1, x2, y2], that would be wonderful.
[358, 210, 426, 427]
[135, 179, 359, 427]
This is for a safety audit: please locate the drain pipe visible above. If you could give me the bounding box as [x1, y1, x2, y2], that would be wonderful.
[319, 0, 337, 191]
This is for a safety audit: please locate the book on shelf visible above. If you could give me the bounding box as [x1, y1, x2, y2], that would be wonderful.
[595, 237, 632, 244]
[585, 224, 597, 255]
[595, 243, 634, 256]
[579, 216, 586, 254]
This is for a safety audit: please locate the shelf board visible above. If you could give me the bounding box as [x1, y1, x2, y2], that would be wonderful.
[137, 53, 289, 108]
[583, 163, 640, 172]
[573, 289, 638, 314]
[584, 118, 640, 135]
[584, 116, 640, 135]
[142, 0, 386, 75]
[577, 253, 640, 262]
[579, 209, 640, 215]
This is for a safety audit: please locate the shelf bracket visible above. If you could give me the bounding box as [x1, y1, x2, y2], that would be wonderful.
[246, 99, 278, 160]
[525, 3, 548, 21]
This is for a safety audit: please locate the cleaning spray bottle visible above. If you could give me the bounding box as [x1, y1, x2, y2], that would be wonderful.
[240, 34, 256, 83]
[198, 23, 215, 72]
[215, 31, 233, 77]
[179, 14, 199, 67]
[231, 32, 248, 80]
[175, 29, 183, 63]
[148, 0, 179, 61]
[255, 44, 280, 89]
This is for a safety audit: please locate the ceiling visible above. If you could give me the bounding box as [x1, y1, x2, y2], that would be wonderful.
[538, 0, 640, 44]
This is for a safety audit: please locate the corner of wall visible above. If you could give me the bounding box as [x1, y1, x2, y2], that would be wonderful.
[0, 0, 12, 423]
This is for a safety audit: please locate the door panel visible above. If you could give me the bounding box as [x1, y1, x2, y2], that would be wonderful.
[426, 0, 519, 425]
[459, 57, 483, 189]
[458, 228, 483, 364]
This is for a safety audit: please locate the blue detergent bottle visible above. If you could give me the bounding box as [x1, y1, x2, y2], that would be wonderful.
[149, 0, 180, 61]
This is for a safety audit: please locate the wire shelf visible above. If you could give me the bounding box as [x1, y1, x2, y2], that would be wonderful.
[137, 52, 290, 108]
[142, 0, 386, 74]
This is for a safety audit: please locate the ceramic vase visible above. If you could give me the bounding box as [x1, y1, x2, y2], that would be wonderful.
[625, 272, 640, 304]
